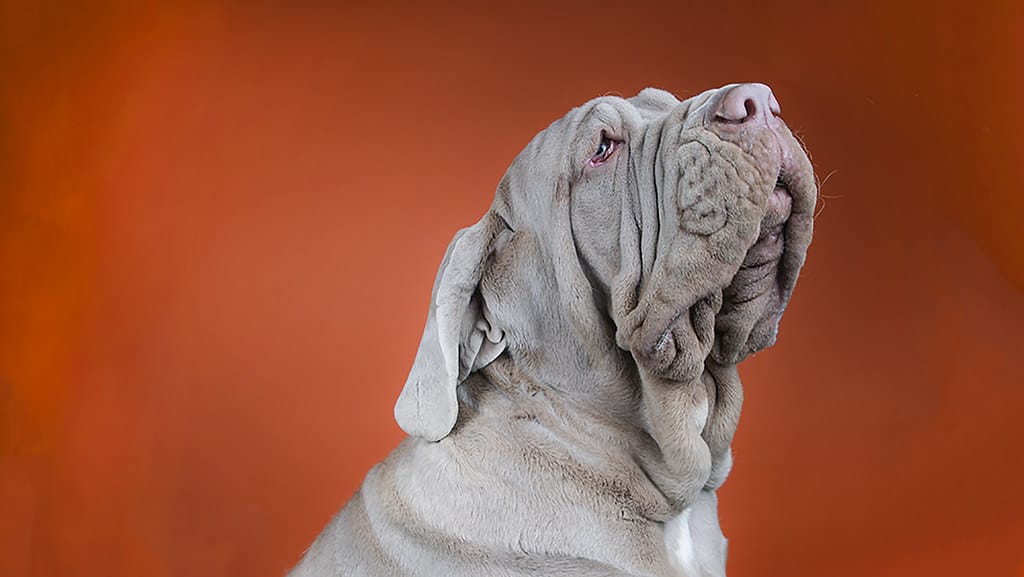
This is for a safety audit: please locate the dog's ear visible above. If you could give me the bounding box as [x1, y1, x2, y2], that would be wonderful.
[394, 213, 508, 442]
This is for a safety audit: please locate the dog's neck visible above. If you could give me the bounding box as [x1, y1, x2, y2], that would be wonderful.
[470, 350, 741, 516]
[481, 195, 744, 514]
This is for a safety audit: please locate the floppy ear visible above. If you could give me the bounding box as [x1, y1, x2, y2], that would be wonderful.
[394, 213, 508, 441]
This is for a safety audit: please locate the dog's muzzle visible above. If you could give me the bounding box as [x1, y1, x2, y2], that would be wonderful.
[633, 83, 814, 377]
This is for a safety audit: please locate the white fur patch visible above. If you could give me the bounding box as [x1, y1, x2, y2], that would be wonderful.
[663, 508, 697, 574]
[693, 396, 709, 431]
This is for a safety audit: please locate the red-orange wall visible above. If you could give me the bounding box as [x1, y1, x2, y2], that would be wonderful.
[1, 2, 1022, 576]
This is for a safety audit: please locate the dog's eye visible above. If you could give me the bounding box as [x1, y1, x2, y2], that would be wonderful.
[589, 134, 621, 167]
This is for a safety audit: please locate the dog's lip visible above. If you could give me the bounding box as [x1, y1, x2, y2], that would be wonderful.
[761, 176, 793, 235]
[731, 179, 791, 286]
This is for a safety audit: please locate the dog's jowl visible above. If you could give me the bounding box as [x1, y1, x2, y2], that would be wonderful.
[290, 83, 816, 577]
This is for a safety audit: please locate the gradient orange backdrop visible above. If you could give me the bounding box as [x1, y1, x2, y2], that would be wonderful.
[2, 1, 1022, 576]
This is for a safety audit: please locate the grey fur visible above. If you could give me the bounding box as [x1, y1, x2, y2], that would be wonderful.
[290, 84, 816, 577]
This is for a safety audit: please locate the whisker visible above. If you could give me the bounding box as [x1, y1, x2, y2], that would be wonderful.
[817, 168, 839, 188]
[814, 196, 827, 219]
[812, 168, 840, 218]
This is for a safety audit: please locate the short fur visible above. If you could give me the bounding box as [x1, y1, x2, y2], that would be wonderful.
[290, 84, 816, 577]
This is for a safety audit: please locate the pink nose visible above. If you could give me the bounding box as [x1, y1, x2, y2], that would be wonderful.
[711, 83, 781, 125]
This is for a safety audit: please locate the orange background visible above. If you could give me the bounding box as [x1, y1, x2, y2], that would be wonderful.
[1, 1, 1022, 576]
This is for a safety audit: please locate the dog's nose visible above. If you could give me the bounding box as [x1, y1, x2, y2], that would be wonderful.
[710, 83, 780, 125]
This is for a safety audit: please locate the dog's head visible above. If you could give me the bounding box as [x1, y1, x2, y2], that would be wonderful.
[395, 84, 816, 443]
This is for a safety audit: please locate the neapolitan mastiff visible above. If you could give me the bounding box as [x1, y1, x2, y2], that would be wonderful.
[290, 83, 816, 577]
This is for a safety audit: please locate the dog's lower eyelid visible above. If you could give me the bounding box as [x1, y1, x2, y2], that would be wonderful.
[591, 136, 626, 165]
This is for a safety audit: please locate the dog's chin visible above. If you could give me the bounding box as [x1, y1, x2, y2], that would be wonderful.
[635, 180, 795, 380]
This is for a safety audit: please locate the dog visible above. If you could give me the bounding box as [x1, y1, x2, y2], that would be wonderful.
[289, 83, 816, 577]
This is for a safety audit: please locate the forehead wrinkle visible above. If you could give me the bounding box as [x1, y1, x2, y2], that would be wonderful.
[572, 100, 622, 139]
[575, 97, 647, 136]
[591, 101, 624, 130]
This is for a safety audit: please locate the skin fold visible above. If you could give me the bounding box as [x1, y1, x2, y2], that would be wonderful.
[290, 84, 816, 577]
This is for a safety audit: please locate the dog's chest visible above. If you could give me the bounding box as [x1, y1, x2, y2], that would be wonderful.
[663, 509, 699, 575]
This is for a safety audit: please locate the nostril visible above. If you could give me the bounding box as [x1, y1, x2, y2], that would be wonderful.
[743, 98, 758, 121]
